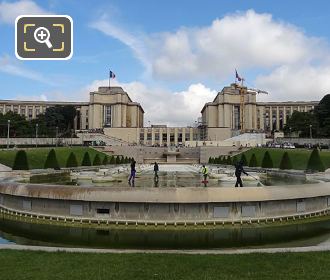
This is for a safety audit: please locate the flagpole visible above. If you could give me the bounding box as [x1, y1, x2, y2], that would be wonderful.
[109, 70, 111, 90]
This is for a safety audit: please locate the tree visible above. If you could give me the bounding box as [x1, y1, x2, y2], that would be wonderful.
[44, 149, 60, 170]
[81, 152, 91, 166]
[279, 152, 293, 170]
[306, 148, 325, 172]
[208, 157, 213, 164]
[66, 152, 78, 168]
[314, 94, 330, 137]
[12, 150, 29, 170]
[226, 156, 232, 165]
[261, 151, 273, 168]
[102, 156, 109, 165]
[93, 154, 101, 166]
[249, 154, 258, 167]
[284, 111, 318, 137]
[240, 154, 248, 166]
[124, 156, 129, 163]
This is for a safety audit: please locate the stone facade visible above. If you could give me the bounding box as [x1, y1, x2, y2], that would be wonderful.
[0, 83, 319, 144]
[201, 83, 318, 140]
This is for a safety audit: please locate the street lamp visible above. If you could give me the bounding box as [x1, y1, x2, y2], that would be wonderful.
[309, 124, 312, 139]
[7, 120, 10, 149]
[35, 123, 39, 147]
[289, 127, 292, 137]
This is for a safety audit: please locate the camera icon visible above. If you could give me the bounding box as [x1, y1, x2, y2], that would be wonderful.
[15, 15, 73, 60]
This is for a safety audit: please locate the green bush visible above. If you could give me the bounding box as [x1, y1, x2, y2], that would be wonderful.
[81, 152, 91, 166]
[44, 149, 60, 170]
[232, 156, 239, 165]
[66, 152, 78, 168]
[226, 156, 232, 165]
[12, 150, 29, 170]
[240, 154, 248, 166]
[306, 148, 325, 172]
[279, 152, 293, 170]
[93, 154, 101, 166]
[109, 156, 115, 164]
[249, 153, 258, 167]
[102, 156, 109, 165]
[261, 151, 273, 168]
[115, 156, 121, 164]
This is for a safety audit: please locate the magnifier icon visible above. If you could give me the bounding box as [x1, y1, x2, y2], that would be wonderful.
[34, 27, 53, 48]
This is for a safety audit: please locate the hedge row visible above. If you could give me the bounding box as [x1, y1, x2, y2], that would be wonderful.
[12, 149, 133, 170]
[208, 148, 325, 172]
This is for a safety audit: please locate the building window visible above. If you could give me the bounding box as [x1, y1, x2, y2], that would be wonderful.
[140, 133, 144, 141]
[5, 105, 11, 113]
[234, 106, 240, 130]
[21, 108, 26, 116]
[147, 133, 152, 140]
[13, 106, 18, 113]
[28, 107, 33, 119]
[104, 105, 112, 127]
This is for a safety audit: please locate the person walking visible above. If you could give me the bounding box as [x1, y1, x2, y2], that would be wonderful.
[128, 159, 136, 186]
[234, 160, 248, 187]
[153, 162, 159, 181]
[201, 164, 208, 182]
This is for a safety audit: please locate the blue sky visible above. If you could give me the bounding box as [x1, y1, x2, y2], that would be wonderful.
[1, 0, 330, 125]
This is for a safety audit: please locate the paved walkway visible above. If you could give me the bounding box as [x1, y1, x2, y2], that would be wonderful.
[1, 244, 330, 254]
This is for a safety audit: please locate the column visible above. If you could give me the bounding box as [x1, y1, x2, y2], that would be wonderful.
[167, 128, 170, 146]
[259, 106, 264, 131]
[182, 128, 186, 144]
[283, 106, 287, 125]
[174, 128, 178, 146]
[151, 128, 155, 146]
[144, 128, 147, 145]
[159, 128, 163, 146]
[269, 107, 273, 131]
[121, 105, 127, 127]
[276, 106, 280, 130]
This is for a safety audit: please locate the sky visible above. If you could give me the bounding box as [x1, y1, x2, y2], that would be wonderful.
[1, 0, 330, 126]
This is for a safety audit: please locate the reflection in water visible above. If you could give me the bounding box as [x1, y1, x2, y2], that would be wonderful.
[1, 218, 330, 249]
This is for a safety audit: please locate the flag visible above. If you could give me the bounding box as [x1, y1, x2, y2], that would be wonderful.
[235, 69, 242, 82]
[109, 70, 116, 79]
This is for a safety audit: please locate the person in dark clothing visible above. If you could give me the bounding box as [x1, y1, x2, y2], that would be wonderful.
[153, 162, 159, 181]
[235, 160, 248, 187]
[128, 160, 136, 186]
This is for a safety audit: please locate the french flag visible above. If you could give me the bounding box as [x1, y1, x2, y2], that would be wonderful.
[109, 70, 116, 79]
[235, 69, 242, 82]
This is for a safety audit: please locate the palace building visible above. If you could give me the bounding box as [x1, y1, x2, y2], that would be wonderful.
[0, 84, 318, 145]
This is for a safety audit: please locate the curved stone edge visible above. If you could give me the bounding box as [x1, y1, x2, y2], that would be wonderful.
[1, 243, 330, 255]
[1, 204, 330, 229]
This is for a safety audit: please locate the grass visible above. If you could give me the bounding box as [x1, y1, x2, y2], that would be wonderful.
[237, 148, 330, 170]
[0, 250, 329, 279]
[0, 147, 109, 169]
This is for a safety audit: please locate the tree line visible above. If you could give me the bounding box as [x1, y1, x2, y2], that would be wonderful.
[13, 149, 133, 170]
[285, 94, 330, 137]
[209, 148, 325, 172]
[0, 105, 77, 138]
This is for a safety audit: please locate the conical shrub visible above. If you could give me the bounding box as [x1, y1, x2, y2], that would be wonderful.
[279, 152, 293, 170]
[249, 153, 258, 167]
[66, 152, 78, 168]
[93, 154, 101, 166]
[109, 156, 115, 164]
[115, 156, 121, 164]
[232, 156, 239, 165]
[102, 156, 109, 165]
[240, 154, 248, 166]
[12, 150, 29, 170]
[44, 149, 60, 170]
[226, 156, 232, 165]
[81, 152, 91, 166]
[306, 148, 325, 172]
[261, 151, 273, 168]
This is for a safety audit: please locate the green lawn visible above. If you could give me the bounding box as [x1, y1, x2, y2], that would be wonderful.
[237, 148, 330, 170]
[0, 250, 329, 279]
[0, 147, 109, 169]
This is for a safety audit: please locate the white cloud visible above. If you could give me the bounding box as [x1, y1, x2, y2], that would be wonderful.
[0, 54, 50, 83]
[14, 94, 47, 101]
[91, 9, 330, 101]
[0, 0, 49, 24]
